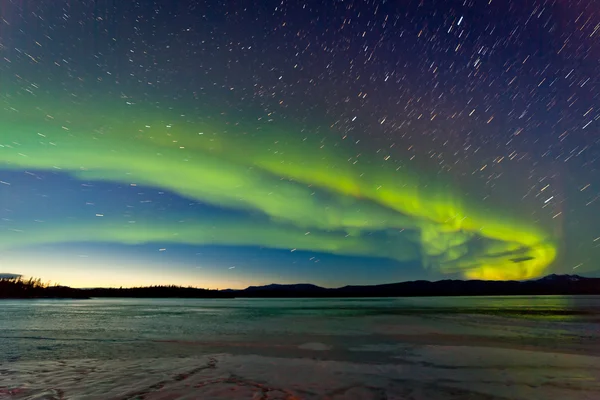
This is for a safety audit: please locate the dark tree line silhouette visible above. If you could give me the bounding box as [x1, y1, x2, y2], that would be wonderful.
[85, 285, 234, 298]
[1, 274, 599, 299]
[0, 277, 233, 299]
[0, 276, 88, 299]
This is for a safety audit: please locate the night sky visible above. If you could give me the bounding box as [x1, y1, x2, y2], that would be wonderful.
[0, 0, 598, 289]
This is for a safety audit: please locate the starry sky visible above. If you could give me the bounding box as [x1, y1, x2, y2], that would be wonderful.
[0, 0, 598, 289]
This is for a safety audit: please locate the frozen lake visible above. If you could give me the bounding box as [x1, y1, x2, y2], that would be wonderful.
[1, 296, 599, 399]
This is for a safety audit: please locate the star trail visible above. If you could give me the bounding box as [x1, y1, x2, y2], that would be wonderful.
[0, 0, 598, 288]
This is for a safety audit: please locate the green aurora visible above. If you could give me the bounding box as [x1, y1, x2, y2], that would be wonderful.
[0, 94, 558, 280]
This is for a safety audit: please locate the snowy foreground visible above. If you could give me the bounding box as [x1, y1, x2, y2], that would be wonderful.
[1, 345, 599, 400]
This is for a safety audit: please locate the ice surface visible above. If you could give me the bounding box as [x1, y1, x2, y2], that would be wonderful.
[1, 349, 599, 400]
[1, 297, 599, 399]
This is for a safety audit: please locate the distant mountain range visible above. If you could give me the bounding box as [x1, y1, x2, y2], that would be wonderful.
[224, 274, 600, 297]
[1, 274, 599, 299]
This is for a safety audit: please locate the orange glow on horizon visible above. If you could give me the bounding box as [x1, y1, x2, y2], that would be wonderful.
[0, 255, 258, 290]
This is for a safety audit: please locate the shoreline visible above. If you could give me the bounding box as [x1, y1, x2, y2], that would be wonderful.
[3, 292, 600, 300]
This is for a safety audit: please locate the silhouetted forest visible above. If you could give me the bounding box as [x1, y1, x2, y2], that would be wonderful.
[0, 276, 89, 299]
[1, 274, 599, 299]
[0, 277, 232, 299]
[85, 285, 234, 298]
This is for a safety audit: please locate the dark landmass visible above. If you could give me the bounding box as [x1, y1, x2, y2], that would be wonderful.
[243, 283, 328, 293]
[84, 286, 234, 298]
[1, 274, 599, 299]
[228, 274, 600, 298]
[0, 277, 90, 299]
[0, 277, 233, 299]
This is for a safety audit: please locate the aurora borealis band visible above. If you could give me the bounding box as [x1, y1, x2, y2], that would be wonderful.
[0, 98, 558, 281]
[0, 0, 598, 288]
